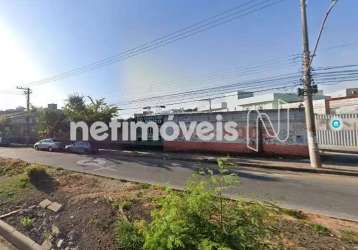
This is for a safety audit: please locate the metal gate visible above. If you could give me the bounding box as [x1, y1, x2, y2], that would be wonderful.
[315, 113, 358, 152]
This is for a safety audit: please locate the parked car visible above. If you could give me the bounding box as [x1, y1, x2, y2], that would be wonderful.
[34, 138, 65, 152]
[65, 141, 98, 154]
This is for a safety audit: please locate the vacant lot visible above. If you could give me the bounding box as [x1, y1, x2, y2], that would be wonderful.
[0, 157, 357, 250]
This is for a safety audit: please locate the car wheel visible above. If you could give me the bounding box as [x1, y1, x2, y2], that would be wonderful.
[48, 147, 53, 152]
[34, 146, 39, 151]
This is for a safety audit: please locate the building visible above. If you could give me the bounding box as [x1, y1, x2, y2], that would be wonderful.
[236, 93, 302, 111]
[47, 103, 58, 110]
[113, 109, 309, 157]
[327, 88, 358, 114]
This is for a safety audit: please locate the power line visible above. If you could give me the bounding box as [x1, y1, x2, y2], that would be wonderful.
[119, 71, 302, 105]
[24, 0, 286, 87]
[118, 83, 300, 113]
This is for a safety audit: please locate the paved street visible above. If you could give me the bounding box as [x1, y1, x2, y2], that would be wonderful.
[0, 147, 357, 221]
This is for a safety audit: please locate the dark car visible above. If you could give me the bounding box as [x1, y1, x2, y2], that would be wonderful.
[65, 141, 98, 154]
[34, 138, 65, 152]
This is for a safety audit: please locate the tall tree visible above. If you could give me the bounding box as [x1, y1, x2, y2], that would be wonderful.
[37, 109, 67, 138]
[64, 94, 118, 124]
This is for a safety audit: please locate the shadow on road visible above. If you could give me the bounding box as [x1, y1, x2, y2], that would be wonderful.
[98, 151, 282, 183]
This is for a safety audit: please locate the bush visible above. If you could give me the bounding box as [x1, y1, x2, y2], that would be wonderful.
[114, 220, 144, 250]
[143, 182, 272, 250]
[113, 158, 274, 250]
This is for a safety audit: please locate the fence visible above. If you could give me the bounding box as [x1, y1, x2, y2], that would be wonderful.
[315, 113, 358, 153]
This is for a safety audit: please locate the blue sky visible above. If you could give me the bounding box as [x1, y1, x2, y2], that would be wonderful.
[0, 0, 357, 114]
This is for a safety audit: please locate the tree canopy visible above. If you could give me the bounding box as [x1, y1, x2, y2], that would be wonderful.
[64, 94, 119, 124]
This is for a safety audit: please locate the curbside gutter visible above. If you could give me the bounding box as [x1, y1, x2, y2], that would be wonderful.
[102, 150, 358, 177]
[0, 220, 43, 250]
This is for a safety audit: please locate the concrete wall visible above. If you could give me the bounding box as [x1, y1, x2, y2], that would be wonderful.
[162, 109, 308, 157]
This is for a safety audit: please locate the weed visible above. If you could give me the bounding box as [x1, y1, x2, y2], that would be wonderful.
[308, 223, 331, 236]
[141, 183, 151, 189]
[20, 216, 33, 228]
[114, 220, 144, 250]
[340, 229, 358, 244]
[122, 200, 134, 211]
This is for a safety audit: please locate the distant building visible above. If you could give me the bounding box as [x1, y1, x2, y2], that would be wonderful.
[236, 93, 302, 110]
[47, 103, 58, 110]
[320, 88, 358, 114]
[235, 91, 329, 113]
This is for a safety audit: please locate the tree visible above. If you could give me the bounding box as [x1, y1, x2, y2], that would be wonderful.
[37, 109, 67, 138]
[64, 94, 118, 124]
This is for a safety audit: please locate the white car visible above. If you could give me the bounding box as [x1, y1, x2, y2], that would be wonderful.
[34, 138, 65, 152]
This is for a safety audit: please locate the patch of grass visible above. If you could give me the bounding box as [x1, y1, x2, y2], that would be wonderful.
[141, 183, 151, 189]
[281, 208, 306, 219]
[0, 174, 30, 200]
[20, 216, 33, 228]
[112, 199, 135, 212]
[122, 200, 134, 211]
[0, 158, 30, 176]
[114, 220, 144, 250]
[308, 223, 331, 236]
[340, 229, 358, 244]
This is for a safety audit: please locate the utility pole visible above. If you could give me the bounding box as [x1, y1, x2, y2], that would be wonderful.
[17, 86, 32, 145]
[300, 0, 321, 168]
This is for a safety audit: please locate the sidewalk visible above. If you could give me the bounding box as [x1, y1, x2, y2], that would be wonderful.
[100, 149, 358, 177]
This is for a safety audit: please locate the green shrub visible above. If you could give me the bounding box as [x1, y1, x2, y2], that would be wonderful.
[114, 220, 144, 250]
[20, 216, 33, 228]
[143, 158, 272, 250]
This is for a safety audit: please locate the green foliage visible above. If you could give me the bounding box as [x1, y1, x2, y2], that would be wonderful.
[64, 94, 118, 124]
[340, 229, 358, 244]
[0, 174, 29, 200]
[143, 158, 272, 250]
[308, 223, 331, 236]
[37, 108, 67, 138]
[20, 216, 33, 228]
[114, 220, 144, 250]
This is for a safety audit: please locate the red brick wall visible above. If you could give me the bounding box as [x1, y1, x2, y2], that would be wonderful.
[262, 144, 309, 157]
[164, 141, 309, 157]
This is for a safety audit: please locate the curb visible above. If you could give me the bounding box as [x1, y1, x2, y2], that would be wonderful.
[104, 150, 358, 177]
[0, 220, 43, 250]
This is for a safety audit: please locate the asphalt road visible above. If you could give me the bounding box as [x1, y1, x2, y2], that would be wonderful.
[0, 147, 357, 221]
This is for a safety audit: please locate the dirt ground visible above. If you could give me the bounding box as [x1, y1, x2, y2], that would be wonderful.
[0, 158, 357, 250]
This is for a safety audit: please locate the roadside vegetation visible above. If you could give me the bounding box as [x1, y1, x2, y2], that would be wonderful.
[0, 157, 357, 249]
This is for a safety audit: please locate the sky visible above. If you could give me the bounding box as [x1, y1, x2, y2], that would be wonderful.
[0, 0, 357, 115]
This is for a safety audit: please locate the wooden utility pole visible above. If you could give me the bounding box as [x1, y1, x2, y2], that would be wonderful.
[17, 86, 32, 144]
[300, 0, 321, 168]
